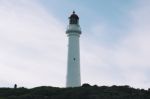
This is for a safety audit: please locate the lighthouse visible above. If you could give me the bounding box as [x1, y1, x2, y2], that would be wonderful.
[66, 11, 82, 87]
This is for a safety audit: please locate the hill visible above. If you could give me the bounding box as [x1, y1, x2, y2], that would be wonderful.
[0, 84, 150, 99]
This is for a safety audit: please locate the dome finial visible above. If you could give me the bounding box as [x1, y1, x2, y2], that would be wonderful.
[73, 10, 75, 14]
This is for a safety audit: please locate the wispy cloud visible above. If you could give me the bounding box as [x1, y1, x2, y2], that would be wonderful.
[0, 0, 150, 89]
[81, 0, 150, 89]
[0, 0, 67, 88]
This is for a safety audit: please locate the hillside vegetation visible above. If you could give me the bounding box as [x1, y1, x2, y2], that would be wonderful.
[0, 84, 150, 99]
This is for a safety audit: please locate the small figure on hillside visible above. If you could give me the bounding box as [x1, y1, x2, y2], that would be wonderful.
[14, 84, 17, 89]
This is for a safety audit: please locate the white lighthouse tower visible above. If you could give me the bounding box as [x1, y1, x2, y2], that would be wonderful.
[66, 11, 82, 87]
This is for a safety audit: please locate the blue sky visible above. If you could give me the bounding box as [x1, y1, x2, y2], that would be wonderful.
[39, 0, 136, 46]
[0, 0, 150, 89]
[40, 0, 134, 40]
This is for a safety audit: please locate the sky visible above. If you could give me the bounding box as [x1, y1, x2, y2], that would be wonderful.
[0, 0, 150, 89]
